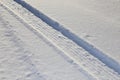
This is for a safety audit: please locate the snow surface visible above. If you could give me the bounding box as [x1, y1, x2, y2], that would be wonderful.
[0, 0, 120, 80]
[0, 3, 94, 80]
[24, 0, 120, 64]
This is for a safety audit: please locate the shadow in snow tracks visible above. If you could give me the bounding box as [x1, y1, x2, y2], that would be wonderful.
[14, 0, 120, 74]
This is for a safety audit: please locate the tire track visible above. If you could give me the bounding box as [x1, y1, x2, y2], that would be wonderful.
[13, 0, 120, 75]
[0, 0, 120, 80]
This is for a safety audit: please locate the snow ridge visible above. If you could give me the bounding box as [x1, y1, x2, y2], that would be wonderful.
[0, 0, 120, 79]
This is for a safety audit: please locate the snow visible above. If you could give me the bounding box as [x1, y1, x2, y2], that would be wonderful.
[24, 0, 120, 64]
[0, 0, 120, 80]
[0, 3, 94, 80]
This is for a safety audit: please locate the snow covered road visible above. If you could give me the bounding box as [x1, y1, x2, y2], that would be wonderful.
[0, 0, 120, 80]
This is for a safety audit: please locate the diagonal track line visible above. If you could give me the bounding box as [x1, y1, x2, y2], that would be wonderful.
[14, 0, 120, 75]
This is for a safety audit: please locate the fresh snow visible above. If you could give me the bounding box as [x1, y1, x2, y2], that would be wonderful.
[0, 0, 120, 80]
